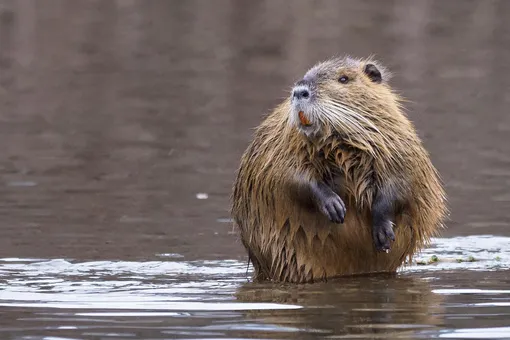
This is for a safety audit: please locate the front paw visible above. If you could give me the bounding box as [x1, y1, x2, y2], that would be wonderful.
[318, 194, 346, 224]
[372, 221, 395, 252]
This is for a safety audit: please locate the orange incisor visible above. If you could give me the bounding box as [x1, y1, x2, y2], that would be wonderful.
[299, 111, 311, 126]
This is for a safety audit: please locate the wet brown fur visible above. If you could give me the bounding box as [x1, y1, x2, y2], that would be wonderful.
[231, 57, 447, 283]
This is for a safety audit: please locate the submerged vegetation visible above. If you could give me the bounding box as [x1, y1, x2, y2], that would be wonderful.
[416, 254, 482, 265]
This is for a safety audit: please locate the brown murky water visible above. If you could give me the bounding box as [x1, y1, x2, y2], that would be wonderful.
[0, 0, 509, 339]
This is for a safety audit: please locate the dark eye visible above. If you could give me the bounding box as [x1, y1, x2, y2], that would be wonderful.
[339, 76, 349, 84]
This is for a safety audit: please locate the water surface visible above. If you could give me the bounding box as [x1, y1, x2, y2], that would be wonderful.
[1, 236, 509, 339]
[0, 0, 510, 339]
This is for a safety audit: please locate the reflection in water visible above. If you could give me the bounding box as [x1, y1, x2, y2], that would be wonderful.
[235, 277, 444, 338]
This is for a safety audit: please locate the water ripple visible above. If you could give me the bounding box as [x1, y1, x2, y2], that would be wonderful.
[0, 236, 509, 339]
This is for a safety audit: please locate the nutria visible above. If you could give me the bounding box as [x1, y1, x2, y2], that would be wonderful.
[231, 56, 447, 283]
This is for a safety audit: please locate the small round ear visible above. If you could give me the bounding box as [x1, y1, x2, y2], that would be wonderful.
[364, 64, 382, 84]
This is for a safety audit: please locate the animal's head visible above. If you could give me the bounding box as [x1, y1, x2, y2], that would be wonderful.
[289, 57, 402, 138]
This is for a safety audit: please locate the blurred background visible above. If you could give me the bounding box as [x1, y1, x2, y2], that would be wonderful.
[0, 0, 509, 262]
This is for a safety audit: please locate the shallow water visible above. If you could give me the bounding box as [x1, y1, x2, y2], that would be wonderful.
[1, 0, 510, 339]
[1, 236, 509, 339]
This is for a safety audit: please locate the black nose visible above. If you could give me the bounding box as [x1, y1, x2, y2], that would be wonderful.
[292, 88, 310, 100]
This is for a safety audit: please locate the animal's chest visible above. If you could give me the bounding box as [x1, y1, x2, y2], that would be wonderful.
[311, 143, 375, 206]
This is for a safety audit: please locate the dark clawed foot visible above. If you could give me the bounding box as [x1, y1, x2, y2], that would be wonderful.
[373, 221, 396, 252]
[319, 193, 346, 224]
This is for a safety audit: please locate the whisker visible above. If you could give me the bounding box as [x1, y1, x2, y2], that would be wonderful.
[319, 100, 407, 162]
[321, 103, 371, 137]
[328, 101, 381, 134]
[319, 105, 359, 135]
